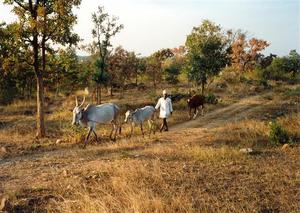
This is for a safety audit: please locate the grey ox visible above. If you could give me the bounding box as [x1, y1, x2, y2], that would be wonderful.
[124, 106, 156, 137]
[72, 97, 120, 148]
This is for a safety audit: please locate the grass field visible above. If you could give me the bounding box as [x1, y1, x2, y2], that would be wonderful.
[0, 81, 299, 212]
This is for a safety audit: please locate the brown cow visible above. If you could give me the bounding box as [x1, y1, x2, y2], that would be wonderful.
[187, 95, 205, 119]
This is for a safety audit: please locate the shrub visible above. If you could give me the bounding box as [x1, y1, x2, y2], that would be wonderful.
[219, 67, 240, 84]
[259, 79, 268, 87]
[205, 93, 218, 104]
[268, 120, 289, 145]
[165, 64, 180, 84]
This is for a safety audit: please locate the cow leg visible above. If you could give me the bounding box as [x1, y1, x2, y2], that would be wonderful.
[110, 123, 117, 141]
[150, 113, 156, 135]
[83, 127, 92, 148]
[112, 121, 118, 140]
[130, 122, 134, 138]
[193, 107, 198, 119]
[201, 105, 204, 116]
[140, 123, 144, 137]
[148, 120, 152, 137]
[189, 107, 192, 119]
[109, 123, 114, 140]
[93, 130, 99, 143]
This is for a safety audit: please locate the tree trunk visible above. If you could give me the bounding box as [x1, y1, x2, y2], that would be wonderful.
[33, 36, 45, 137]
[135, 72, 138, 85]
[201, 81, 205, 95]
[110, 84, 113, 97]
[36, 72, 46, 138]
[28, 0, 45, 138]
[99, 84, 102, 104]
[96, 84, 102, 104]
[96, 84, 99, 104]
[55, 79, 60, 99]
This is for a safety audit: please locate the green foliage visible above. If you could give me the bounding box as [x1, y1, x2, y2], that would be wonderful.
[165, 62, 181, 84]
[93, 58, 109, 85]
[258, 50, 300, 81]
[90, 6, 123, 102]
[0, 22, 35, 102]
[185, 20, 229, 93]
[261, 58, 288, 80]
[205, 93, 218, 104]
[46, 48, 83, 93]
[146, 48, 174, 89]
[268, 120, 290, 145]
[286, 50, 300, 77]
[0, 72, 18, 104]
[284, 86, 300, 97]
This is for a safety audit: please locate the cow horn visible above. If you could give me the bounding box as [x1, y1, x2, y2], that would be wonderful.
[79, 96, 85, 108]
[75, 96, 79, 107]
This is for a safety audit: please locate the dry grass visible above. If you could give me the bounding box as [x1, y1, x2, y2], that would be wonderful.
[0, 82, 300, 212]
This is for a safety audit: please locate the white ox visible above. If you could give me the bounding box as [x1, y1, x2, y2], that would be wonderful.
[72, 97, 120, 148]
[124, 106, 156, 137]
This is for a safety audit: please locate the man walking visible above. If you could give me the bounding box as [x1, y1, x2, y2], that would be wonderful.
[155, 89, 173, 132]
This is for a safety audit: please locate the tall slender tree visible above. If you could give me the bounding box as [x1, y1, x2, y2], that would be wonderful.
[91, 6, 123, 104]
[4, 0, 81, 138]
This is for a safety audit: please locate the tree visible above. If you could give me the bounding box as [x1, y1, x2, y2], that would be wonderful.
[91, 6, 123, 103]
[164, 62, 181, 84]
[0, 22, 34, 103]
[4, 0, 81, 138]
[146, 48, 173, 90]
[47, 48, 81, 95]
[163, 46, 186, 84]
[107, 46, 137, 97]
[257, 53, 277, 69]
[260, 50, 300, 80]
[286, 50, 300, 77]
[185, 20, 229, 93]
[231, 33, 269, 72]
[136, 57, 147, 85]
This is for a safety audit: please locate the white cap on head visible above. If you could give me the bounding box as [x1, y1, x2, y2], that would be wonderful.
[163, 89, 167, 95]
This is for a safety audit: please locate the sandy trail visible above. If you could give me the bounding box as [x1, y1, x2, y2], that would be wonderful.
[172, 93, 271, 130]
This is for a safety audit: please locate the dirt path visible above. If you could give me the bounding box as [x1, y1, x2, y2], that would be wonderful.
[172, 93, 271, 130]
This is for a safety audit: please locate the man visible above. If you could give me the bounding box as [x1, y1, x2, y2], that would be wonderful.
[155, 89, 173, 132]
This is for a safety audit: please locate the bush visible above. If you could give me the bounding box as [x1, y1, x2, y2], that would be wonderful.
[205, 93, 218, 104]
[165, 64, 180, 84]
[268, 120, 289, 145]
[0, 73, 18, 104]
[219, 67, 240, 84]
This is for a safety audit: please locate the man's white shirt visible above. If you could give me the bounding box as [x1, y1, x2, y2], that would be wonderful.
[155, 97, 173, 118]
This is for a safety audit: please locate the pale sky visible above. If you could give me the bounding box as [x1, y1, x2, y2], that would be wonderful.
[0, 0, 299, 56]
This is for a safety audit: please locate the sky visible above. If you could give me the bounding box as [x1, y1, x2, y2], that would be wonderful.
[0, 0, 299, 56]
